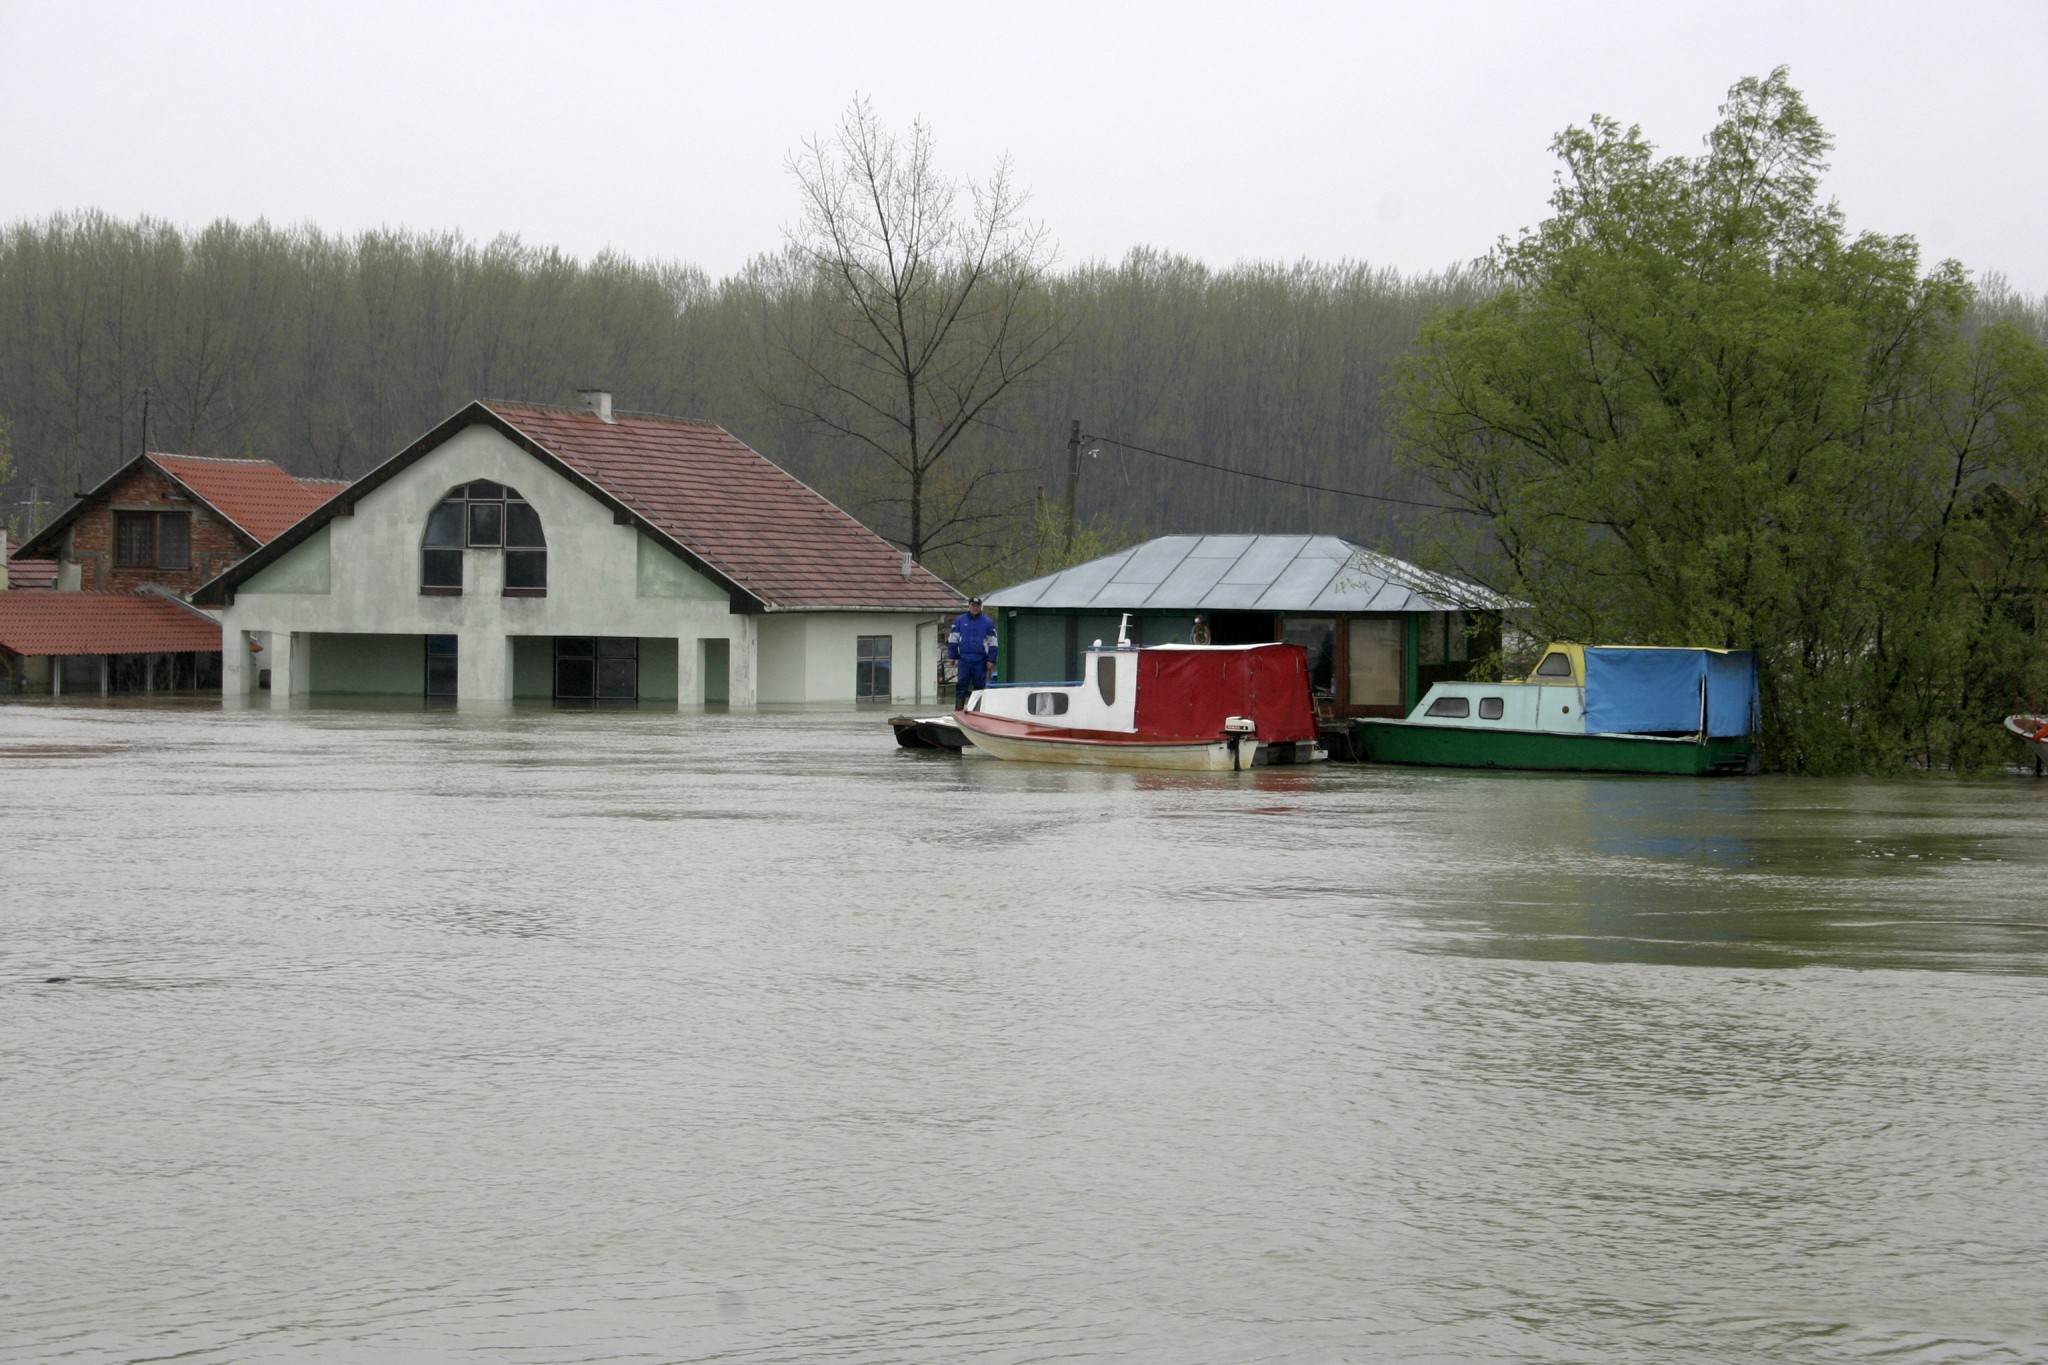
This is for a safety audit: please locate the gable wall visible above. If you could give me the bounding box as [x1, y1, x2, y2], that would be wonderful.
[222, 423, 754, 701]
[58, 463, 250, 593]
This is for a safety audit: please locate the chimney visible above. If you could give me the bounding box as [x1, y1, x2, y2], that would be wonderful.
[576, 388, 615, 423]
[900, 551, 914, 580]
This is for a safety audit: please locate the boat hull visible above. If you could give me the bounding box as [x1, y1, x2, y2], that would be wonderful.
[1355, 720, 1754, 775]
[889, 715, 968, 750]
[955, 712, 1263, 771]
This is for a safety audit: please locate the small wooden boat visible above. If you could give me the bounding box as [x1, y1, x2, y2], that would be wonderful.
[889, 714, 968, 750]
[2004, 714, 2048, 772]
[1355, 642, 1760, 775]
[953, 635, 1324, 771]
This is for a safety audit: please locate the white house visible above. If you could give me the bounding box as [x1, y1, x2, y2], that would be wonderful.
[193, 393, 962, 706]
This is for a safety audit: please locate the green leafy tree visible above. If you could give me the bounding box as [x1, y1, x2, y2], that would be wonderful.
[1397, 69, 2048, 772]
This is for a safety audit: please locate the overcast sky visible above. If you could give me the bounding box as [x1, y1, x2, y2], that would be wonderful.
[1, 0, 2042, 292]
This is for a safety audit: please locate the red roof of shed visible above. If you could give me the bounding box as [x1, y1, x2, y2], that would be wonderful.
[484, 403, 962, 611]
[0, 593, 221, 657]
[5, 558, 58, 589]
[150, 454, 346, 544]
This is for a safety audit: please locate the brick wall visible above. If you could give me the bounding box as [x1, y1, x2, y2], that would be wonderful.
[62, 464, 253, 594]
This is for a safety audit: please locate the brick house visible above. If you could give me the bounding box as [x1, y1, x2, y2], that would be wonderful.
[10, 452, 346, 595]
[2, 453, 345, 696]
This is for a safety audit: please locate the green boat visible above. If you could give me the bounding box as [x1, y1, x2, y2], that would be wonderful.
[1355, 643, 1760, 775]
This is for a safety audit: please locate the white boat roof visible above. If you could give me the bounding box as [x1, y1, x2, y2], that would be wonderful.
[984, 534, 1512, 613]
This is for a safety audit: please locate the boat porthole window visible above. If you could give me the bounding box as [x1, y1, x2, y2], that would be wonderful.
[1535, 652, 1573, 677]
[1096, 656, 1117, 706]
[1028, 691, 1070, 717]
[1478, 697, 1504, 720]
[1425, 695, 1470, 718]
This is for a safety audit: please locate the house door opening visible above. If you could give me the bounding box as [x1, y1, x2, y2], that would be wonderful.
[425, 634, 458, 698]
[554, 637, 638, 701]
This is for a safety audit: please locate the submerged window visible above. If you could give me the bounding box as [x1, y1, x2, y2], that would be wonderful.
[1425, 695, 1471, 718]
[1478, 696, 1505, 720]
[856, 635, 893, 702]
[1282, 616, 1338, 698]
[425, 635, 458, 698]
[1027, 691, 1070, 717]
[421, 482, 547, 595]
[555, 637, 637, 701]
[1535, 652, 1573, 678]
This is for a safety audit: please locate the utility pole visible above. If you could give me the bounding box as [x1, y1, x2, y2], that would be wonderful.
[1062, 419, 1081, 555]
[140, 388, 153, 456]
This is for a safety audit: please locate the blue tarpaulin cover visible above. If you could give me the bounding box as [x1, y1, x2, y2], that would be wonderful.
[1583, 649, 1706, 734]
[1704, 651, 1761, 738]
[1581, 648, 1760, 737]
[1581, 648, 1760, 736]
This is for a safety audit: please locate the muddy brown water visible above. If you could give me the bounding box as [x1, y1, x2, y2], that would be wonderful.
[4, 700, 2046, 1362]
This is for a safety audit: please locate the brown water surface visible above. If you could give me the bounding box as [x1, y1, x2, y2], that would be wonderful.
[3, 701, 2046, 1362]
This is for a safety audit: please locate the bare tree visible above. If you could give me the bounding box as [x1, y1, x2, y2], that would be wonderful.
[778, 96, 1064, 568]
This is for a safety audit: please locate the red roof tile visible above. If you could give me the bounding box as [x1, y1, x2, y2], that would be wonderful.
[0, 593, 221, 656]
[5, 558, 58, 590]
[485, 402, 962, 611]
[151, 454, 346, 544]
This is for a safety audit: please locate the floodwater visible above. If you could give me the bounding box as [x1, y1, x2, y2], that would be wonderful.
[4, 700, 2047, 1364]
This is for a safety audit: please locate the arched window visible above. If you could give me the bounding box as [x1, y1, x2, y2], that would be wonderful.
[420, 481, 547, 596]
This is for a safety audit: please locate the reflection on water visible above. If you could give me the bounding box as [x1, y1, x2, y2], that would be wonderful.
[3, 700, 2046, 1363]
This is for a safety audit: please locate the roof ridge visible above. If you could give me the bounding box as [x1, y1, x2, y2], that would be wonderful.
[148, 452, 286, 466]
[483, 399, 722, 429]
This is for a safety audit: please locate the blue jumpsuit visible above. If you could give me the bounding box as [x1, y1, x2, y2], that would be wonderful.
[949, 610, 999, 707]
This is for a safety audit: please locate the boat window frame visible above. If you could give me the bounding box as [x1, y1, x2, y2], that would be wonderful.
[1478, 696, 1505, 720]
[1425, 694, 1471, 718]
[1534, 652, 1573, 678]
[1028, 691, 1070, 717]
[1096, 654, 1117, 706]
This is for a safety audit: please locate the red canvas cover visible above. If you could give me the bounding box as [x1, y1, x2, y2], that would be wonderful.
[1133, 644, 1319, 743]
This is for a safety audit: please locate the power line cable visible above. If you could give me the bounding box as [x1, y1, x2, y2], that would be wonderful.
[1079, 432, 1485, 515]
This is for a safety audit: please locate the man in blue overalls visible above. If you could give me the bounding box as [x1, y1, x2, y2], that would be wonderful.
[949, 597, 999, 708]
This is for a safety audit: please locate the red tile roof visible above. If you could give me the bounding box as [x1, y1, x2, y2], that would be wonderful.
[485, 402, 962, 611]
[5, 558, 58, 590]
[151, 454, 347, 544]
[0, 593, 221, 656]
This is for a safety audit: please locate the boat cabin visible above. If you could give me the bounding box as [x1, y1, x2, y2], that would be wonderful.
[1403, 643, 1760, 739]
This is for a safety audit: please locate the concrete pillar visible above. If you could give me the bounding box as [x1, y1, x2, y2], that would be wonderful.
[288, 632, 311, 698]
[266, 632, 298, 707]
[98, 655, 109, 698]
[457, 631, 512, 704]
[222, 630, 251, 697]
[51, 656, 63, 698]
[729, 619, 757, 707]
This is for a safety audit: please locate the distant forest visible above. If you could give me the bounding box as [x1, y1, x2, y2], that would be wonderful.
[1, 212, 2041, 582]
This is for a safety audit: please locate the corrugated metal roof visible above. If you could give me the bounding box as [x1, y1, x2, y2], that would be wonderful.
[0, 593, 221, 656]
[985, 535, 1511, 613]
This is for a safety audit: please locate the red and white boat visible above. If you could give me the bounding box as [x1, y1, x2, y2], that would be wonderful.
[2005, 714, 2048, 770]
[954, 636, 1325, 771]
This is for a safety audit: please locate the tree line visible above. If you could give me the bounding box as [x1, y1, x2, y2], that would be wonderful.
[0, 211, 1486, 583]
